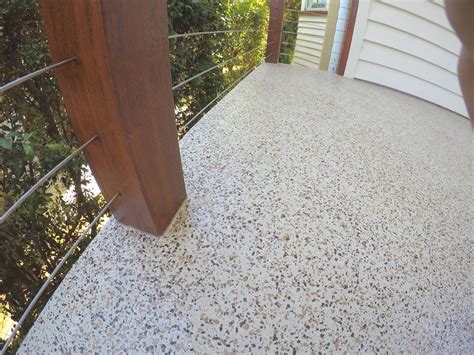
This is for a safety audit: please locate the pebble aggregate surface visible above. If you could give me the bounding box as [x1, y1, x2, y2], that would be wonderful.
[20, 64, 473, 353]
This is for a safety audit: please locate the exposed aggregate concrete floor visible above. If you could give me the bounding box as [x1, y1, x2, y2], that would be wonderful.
[21, 64, 473, 353]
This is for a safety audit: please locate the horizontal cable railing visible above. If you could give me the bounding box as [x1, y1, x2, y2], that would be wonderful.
[172, 45, 262, 91]
[184, 52, 273, 129]
[1, 48, 108, 354]
[2, 3, 271, 352]
[169, 29, 272, 39]
[0, 192, 120, 355]
[0, 134, 99, 224]
[0, 58, 77, 95]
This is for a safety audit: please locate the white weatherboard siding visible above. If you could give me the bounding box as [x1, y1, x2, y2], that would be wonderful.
[292, 14, 327, 69]
[345, 0, 467, 117]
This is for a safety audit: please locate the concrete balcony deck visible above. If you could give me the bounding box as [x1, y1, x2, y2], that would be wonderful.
[20, 63, 472, 353]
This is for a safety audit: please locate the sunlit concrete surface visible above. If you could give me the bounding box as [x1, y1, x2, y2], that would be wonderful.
[20, 63, 473, 353]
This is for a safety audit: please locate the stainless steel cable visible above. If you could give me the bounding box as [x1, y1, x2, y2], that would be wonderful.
[282, 31, 298, 35]
[0, 135, 99, 224]
[0, 58, 77, 95]
[285, 8, 300, 12]
[184, 53, 272, 129]
[168, 29, 271, 39]
[0, 192, 119, 355]
[172, 45, 262, 91]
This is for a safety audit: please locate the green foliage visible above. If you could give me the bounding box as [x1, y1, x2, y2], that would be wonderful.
[0, 0, 105, 352]
[168, 0, 269, 136]
[279, 0, 302, 63]
[1, 0, 268, 352]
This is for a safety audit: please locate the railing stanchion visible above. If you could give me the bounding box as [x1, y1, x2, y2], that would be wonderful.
[42, 0, 186, 235]
[266, 0, 285, 63]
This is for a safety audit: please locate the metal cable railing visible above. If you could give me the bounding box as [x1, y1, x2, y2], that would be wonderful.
[172, 45, 262, 91]
[0, 192, 120, 355]
[1, 7, 271, 353]
[1, 48, 113, 355]
[168, 29, 271, 39]
[0, 58, 77, 95]
[183, 52, 272, 129]
[0, 135, 99, 224]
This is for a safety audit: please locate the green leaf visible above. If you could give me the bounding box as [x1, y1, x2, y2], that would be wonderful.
[0, 138, 13, 150]
[46, 143, 63, 152]
[6, 131, 22, 138]
[23, 144, 35, 159]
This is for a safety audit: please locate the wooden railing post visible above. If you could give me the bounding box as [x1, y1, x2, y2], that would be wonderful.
[41, 0, 186, 235]
[266, 0, 285, 63]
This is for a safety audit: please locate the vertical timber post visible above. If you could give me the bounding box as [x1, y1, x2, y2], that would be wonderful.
[266, 0, 285, 63]
[41, 0, 186, 235]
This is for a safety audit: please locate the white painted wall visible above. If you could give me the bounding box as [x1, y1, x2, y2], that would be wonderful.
[344, 0, 467, 116]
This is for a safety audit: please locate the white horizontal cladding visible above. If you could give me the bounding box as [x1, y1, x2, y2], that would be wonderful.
[296, 33, 325, 45]
[292, 13, 328, 69]
[300, 13, 327, 24]
[295, 38, 324, 51]
[431, 0, 445, 7]
[369, 0, 461, 54]
[298, 27, 326, 37]
[380, 0, 453, 32]
[295, 48, 320, 64]
[292, 56, 320, 69]
[355, 60, 468, 117]
[359, 40, 462, 95]
[364, 21, 458, 74]
[295, 49, 322, 62]
[345, 0, 467, 117]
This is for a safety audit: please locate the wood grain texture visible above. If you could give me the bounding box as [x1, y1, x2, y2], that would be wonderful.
[266, 0, 285, 63]
[41, 0, 186, 235]
[337, 0, 359, 76]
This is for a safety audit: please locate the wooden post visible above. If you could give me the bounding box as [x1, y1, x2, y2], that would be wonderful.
[266, 0, 285, 63]
[41, 0, 186, 235]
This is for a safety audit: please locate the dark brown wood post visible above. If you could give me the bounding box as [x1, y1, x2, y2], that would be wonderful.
[266, 0, 285, 63]
[41, 0, 186, 235]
